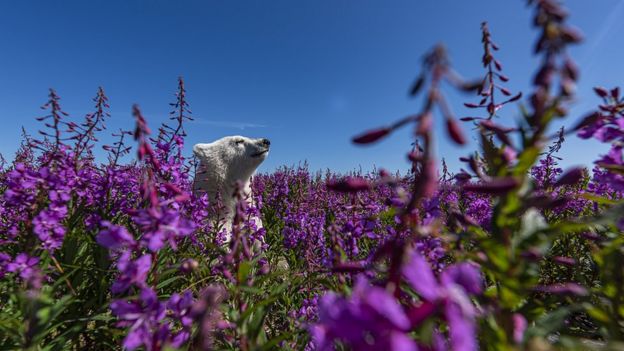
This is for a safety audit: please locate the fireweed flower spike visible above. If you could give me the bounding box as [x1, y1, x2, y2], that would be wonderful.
[462, 22, 521, 121]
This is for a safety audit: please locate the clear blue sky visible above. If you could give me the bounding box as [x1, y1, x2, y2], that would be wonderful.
[1, 0, 622, 174]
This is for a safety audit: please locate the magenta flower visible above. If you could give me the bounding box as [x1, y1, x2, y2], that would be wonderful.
[0, 253, 10, 278]
[513, 313, 527, 343]
[167, 291, 194, 346]
[96, 221, 136, 250]
[403, 251, 483, 351]
[111, 252, 152, 294]
[6, 253, 40, 281]
[594, 146, 624, 192]
[132, 207, 195, 252]
[311, 276, 417, 351]
[6, 253, 43, 289]
[110, 288, 167, 350]
[32, 204, 68, 252]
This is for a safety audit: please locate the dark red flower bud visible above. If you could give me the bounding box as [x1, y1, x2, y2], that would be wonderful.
[593, 87, 609, 98]
[611, 87, 620, 100]
[561, 27, 583, 44]
[352, 127, 391, 144]
[464, 103, 480, 108]
[409, 74, 426, 96]
[599, 104, 613, 112]
[554, 167, 584, 187]
[468, 156, 481, 176]
[534, 64, 554, 87]
[572, 112, 601, 132]
[446, 118, 466, 145]
[454, 172, 472, 182]
[498, 74, 509, 82]
[494, 59, 503, 71]
[563, 58, 579, 81]
[500, 87, 512, 96]
[327, 177, 371, 193]
[460, 117, 482, 122]
[463, 177, 519, 194]
[180, 259, 199, 273]
[332, 261, 367, 273]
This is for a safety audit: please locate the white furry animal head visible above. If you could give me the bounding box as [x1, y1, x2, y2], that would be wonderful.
[192, 135, 270, 214]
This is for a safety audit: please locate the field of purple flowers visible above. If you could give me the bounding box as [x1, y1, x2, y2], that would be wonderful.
[2, 1, 624, 350]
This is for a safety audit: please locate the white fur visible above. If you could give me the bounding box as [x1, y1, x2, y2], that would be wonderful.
[192, 136, 270, 238]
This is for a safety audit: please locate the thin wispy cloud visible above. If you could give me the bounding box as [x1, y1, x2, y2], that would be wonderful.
[190, 118, 267, 130]
[580, 0, 624, 67]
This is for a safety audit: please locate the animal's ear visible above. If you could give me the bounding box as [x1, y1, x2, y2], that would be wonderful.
[193, 144, 208, 158]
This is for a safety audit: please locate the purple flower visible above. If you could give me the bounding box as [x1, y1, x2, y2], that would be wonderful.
[110, 288, 167, 350]
[6, 253, 39, 281]
[32, 204, 68, 252]
[465, 195, 492, 229]
[6, 253, 43, 289]
[531, 155, 563, 189]
[132, 207, 195, 252]
[415, 236, 446, 272]
[594, 146, 624, 192]
[403, 250, 483, 351]
[513, 313, 527, 343]
[0, 253, 11, 278]
[167, 291, 194, 347]
[311, 276, 417, 351]
[111, 252, 152, 294]
[96, 221, 136, 250]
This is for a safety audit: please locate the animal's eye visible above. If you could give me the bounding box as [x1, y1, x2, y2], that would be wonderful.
[235, 139, 245, 145]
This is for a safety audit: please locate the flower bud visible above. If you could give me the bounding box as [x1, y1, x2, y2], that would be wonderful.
[593, 87, 609, 98]
[554, 167, 584, 187]
[180, 258, 199, 273]
[446, 118, 466, 145]
[327, 177, 371, 193]
[352, 128, 391, 144]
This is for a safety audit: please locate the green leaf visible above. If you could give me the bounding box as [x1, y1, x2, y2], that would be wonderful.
[156, 275, 185, 290]
[238, 261, 252, 283]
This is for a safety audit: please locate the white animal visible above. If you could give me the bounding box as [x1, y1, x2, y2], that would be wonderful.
[192, 136, 270, 238]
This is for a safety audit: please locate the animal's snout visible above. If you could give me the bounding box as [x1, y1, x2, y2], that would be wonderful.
[261, 138, 271, 147]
